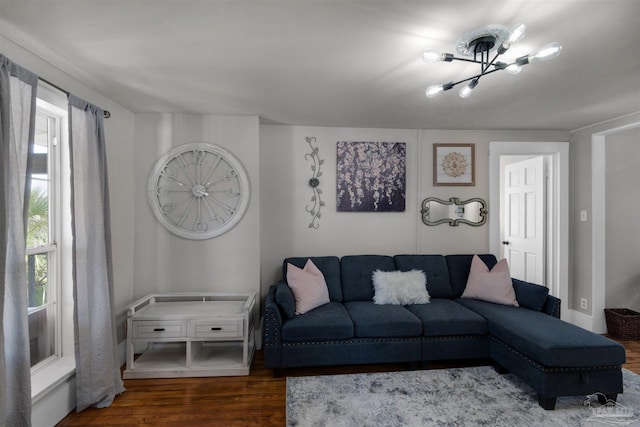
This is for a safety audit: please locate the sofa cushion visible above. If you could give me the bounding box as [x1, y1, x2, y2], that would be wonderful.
[457, 298, 626, 368]
[394, 255, 454, 298]
[372, 270, 430, 305]
[284, 256, 343, 302]
[344, 301, 422, 338]
[446, 254, 497, 297]
[286, 259, 330, 315]
[406, 299, 488, 336]
[281, 302, 354, 342]
[275, 281, 296, 319]
[512, 279, 549, 311]
[341, 255, 396, 302]
[461, 256, 518, 307]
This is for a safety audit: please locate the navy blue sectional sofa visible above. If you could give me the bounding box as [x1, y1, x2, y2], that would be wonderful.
[263, 254, 626, 410]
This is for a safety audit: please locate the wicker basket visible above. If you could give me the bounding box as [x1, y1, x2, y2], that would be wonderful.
[605, 308, 640, 340]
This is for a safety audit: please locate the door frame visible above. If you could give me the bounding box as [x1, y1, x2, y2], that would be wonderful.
[489, 141, 569, 320]
[591, 120, 640, 333]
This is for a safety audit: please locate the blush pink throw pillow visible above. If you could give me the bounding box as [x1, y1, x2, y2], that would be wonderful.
[462, 255, 519, 307]
[286, 259, 330, 315]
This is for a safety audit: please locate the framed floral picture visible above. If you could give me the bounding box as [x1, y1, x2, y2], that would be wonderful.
[433, 143, 475, 186]
[336, 141, 406, 212]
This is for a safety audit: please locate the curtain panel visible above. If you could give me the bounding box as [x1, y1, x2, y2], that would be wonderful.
[68, 95, 125, 412]
[0, 54, 38, 427]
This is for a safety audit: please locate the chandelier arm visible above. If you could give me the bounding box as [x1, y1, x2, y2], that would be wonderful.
[449, 67, 503, 88]
[449, 56, 485, 65]
[482, 50, 502, 73]
[449, 54, 503, 70]
[482, 49, 489, 73]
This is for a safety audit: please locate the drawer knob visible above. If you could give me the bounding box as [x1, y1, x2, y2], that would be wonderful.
[211, 327, 222, 331]
[153, 328, 165, 332]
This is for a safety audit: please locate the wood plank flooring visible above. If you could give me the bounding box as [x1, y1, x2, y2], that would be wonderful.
[57, 338, 640, 427]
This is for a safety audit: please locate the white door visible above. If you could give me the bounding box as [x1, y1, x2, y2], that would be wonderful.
[503, 156, 546, 285]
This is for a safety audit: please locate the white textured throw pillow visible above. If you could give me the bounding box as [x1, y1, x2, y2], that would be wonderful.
[372, 270, 430, 305]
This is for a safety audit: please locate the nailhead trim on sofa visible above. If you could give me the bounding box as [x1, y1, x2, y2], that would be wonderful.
[281, 337, 420, 347]
[490, 336, 621, 373]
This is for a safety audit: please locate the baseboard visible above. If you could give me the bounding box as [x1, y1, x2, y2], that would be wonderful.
[31, 374, 75, 427]
[569, 309, 594, 332]
[30, 342, 128, 427]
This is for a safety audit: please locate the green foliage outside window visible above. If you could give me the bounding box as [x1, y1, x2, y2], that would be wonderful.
[27, 187, 48, 307]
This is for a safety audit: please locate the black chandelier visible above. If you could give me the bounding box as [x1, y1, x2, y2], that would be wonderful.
[423, 24, 562, 98]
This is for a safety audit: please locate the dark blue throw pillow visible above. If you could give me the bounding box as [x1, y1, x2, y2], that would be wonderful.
[512, 279, 549, 311]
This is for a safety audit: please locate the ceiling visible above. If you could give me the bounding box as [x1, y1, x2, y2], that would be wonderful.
[1, 0, 639, 131]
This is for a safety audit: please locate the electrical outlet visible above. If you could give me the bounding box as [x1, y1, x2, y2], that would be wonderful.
[581, 298, 588, 310]
[580, 210, 588, 221]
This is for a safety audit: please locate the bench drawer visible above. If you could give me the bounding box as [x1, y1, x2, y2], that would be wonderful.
[191, 320, 242, 339]
[133, 320, 186, 339]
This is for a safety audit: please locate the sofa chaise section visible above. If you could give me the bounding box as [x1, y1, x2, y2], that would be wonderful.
[448, 254, 625, 410]
[459, 297, 625, 409]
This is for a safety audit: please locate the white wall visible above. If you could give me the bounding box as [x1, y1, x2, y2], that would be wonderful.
[260, 125, 569, 299]
[605, 128, 640, 310]
[133, 114, 261, 300]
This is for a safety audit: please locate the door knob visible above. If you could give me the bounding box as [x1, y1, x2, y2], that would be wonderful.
[502, 241, 510, 245]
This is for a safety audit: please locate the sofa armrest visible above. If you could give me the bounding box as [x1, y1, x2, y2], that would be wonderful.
[511, 278, 560, 318]
[263, 285, 283, 368]
[543, 294, 561, 318]
[263, 285, 283, 345]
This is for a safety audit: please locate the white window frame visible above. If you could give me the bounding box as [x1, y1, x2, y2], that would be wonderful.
[30, 84, 75, 403]
[28, 101, 61, 370]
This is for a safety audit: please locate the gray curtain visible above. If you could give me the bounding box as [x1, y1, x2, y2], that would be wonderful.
[0, 54, 37, 427]
[68, 94, 124, 412]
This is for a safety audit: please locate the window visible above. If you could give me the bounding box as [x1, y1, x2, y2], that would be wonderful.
[26, 101, 61, 368]
[27, 84, 73, 385]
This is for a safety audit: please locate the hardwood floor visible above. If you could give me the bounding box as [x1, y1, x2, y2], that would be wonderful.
[57, 338, 640, 427]
[619, 338, 640, 374]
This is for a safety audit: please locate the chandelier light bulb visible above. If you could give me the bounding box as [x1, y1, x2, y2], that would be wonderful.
[459, 86, 473, 98]
[459, 79, 479, 99]
[529, 42, 562, 62]
[426, 85, 445, 98]
[508, 23, 527, 43]
[505, 64, 522, 74]
[422, 49, 443, 63]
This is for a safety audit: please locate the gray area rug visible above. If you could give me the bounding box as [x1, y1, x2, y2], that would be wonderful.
[287, 366, 640, 426]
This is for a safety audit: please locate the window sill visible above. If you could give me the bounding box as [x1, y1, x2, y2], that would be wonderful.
[31, 356, 75, 405]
